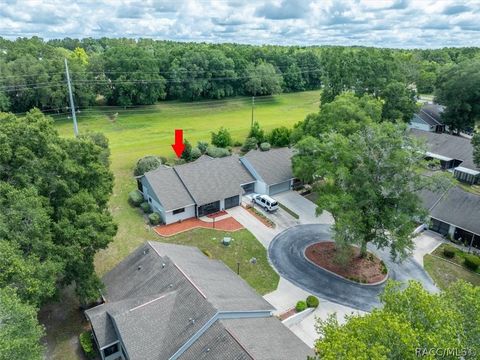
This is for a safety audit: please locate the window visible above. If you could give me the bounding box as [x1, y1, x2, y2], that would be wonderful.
[148, 197, 152, 203]
[103, 343, 119, 357]
[173, 208, 185, 215]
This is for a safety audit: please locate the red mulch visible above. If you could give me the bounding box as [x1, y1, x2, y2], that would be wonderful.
[305, 242, 387, 284]
[278, 307, 297, 321]
[206, 210, 228, 218]
[243, 206, 275, 228]
[154, 217, 243, 237]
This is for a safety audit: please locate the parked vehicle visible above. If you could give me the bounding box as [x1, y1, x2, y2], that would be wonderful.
[253, 194, 279, 212]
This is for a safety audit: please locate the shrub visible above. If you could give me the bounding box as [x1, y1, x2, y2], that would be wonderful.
[233, 140, 243, 147]
[197, 141, 209, 154]
[295, 300, 307, 312]
[128, 190, 144, 207]
[202, 249, 212, 258]
[380, 260, 388, 275]
[241, 137, 258, 152]
[248, 121, 265, 143]
[181, 139, 193, 161]
[463, 254, 480, 271]
[79, 331, 96, 359]
[259, 142, 271, 151]
[306, 295, 319, 308]
[190, 147, 202, 160]
[206, 145, 230, 158]
[211, 127, 232, 148]
[140, 202, 152, 214]
[148, 212, 162, 225]
[134, 155, 162, 176]
[268, 126, 291, 147]
[443, 245, 456, 258]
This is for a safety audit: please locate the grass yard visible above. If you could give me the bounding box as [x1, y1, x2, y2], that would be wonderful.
[432, 243, 480, 274]
[424, 254, 480, 290]
[159, 228, 279, 295]
[53, 91, 320, 275]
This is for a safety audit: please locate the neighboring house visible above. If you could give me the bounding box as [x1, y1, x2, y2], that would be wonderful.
[138, 148, 297, 224]
[85, 242, 313, 360]
[409, 103, 445, 133]
[240, 147, 297, 196]
[410, 129, 480, 184]
[420, 186, 480, 249]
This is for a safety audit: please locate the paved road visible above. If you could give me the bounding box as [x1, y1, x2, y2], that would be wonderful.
[268, 224, 438, 312]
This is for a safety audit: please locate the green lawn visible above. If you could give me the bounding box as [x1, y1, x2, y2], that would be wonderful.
[53, 91, 319, 275]
[424, 254, 480, 290]
[160, 228, 279, 295]
[432, 243, 480, 274]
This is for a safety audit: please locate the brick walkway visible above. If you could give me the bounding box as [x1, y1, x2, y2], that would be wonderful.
[154, 216, 244, 237]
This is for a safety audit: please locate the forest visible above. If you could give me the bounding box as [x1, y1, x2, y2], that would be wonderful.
[1, 37, 479, 117]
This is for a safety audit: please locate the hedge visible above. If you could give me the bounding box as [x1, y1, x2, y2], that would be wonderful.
[148, 212, 162, 225]
[306, 295, 319, 308]
[140, 201, 152, 214]
[128, 190, 144, 207]
[79, 331, 96, 359]
[259, 142, 271, 151]
[134, 155, 162, 176]
[443, 245, 456, 259]
[295, 300, 307, 312]
[464, 254, 480, 271]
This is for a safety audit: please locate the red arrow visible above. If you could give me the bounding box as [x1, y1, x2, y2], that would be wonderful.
[171, 129, 185, 158]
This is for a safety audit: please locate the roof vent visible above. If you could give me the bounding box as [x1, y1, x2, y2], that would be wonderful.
[143, 248, 150, 255]
[169, 283, 173, 288]
[137, 265, 142, 271]
[189, 318, 196, 325]
[205, 348, 210, 353]
[162, 263, 166, 268]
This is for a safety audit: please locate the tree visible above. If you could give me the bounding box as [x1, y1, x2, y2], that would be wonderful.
[241, 137, 258, 153]
[293, 93, 383, 141]
[293, 122, 447, 259]
[283, 63, 305, 92]
[211, 127, 232, 148]
[268, 126, 291, 147]
[381, 81, 418, 123]
[435, 59, 480, 133]
[180, 139, 193, 162]
[313, 281, 480, 360]
[244, 62, 283, 96]
[0, 110, 117, 303]
[472, 133, 480, 168]
[0, 287, 45, 360]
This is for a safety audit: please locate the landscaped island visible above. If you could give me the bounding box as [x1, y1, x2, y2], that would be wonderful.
[305, 242, 388, 284]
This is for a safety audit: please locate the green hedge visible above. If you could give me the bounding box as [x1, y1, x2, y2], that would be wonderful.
[443, 245, 456, 258]
[79, 331, 96, 359]
[128, 190, 144, 207]
[140, 201, 152, 214]
[464, 254, 480, 271]
[295, 300, 307, 312]
[306, 295, 319, 308]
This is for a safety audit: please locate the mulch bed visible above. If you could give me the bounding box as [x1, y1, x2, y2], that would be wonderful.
[278, 307, 297, 321]
[244, 206, 275, 228]
[305, 242, 387, 284]
[154, 217, 243, 237]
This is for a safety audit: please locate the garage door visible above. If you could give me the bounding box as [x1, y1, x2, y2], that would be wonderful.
[242, 182, 255, 194]
[224, 195, 240, 209]
[269, 181, 291, 195]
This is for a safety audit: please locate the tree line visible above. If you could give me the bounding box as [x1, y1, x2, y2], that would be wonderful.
[1, 38, 479, 121]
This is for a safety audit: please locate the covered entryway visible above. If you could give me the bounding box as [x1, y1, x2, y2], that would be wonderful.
[241, 182, 255, 194]
[430, 218, 450, 236]
[198, 201, 220, 217]
[269, 181, 291, 196]
[454, 227, 480, 250]
[224, 195, 240, 210]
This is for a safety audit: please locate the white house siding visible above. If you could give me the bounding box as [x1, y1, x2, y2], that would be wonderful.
[408, 122, 432, 132]
[164, 205, 196, 224]
[254, 181, 268, 195]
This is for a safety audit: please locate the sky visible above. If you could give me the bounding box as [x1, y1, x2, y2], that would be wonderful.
[0, 0, 479, 48]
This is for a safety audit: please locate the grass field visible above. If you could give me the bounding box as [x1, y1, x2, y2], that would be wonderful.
[54, 90, 320, 275]
[424, 254, 480, 290]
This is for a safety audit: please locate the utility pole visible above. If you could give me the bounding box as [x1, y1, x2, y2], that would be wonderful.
[64, 58, 78, 137]
[250, 95, 255, 128]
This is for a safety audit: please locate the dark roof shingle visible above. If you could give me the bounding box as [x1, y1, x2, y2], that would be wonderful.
[242, 148, 294, 185]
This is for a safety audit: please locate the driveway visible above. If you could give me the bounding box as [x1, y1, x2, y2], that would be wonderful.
[268, 224, 438, 312]
[274, 191, 334, 225]
[412, 230, 445, 266]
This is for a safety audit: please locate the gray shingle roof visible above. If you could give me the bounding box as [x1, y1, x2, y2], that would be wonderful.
[86, 242, 310, 360]
[429, 186, 480, 236]
[242, 148, 294, 185]
[410, 129, 479, 170]
[174, 155, 255, 206]
[143, 166, 195, 211]
[415, 104, 444, 126]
